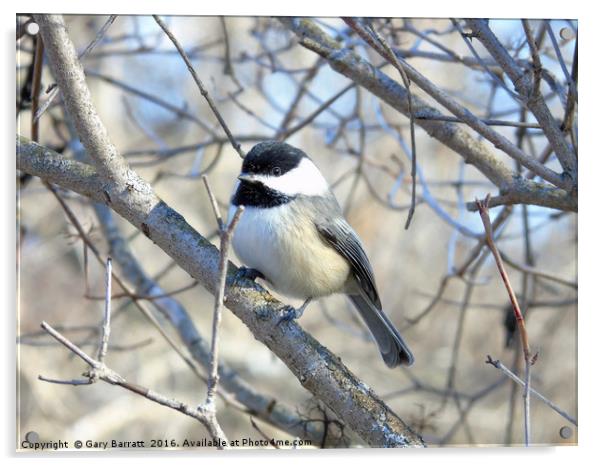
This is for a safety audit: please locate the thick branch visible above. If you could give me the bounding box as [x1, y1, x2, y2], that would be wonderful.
[465, 179, 576, 212]
[17, 137, 424, 448]
[93, 202, 331, 445]
[278, 18, 576, 212]
[22, 15, 424, 446]
[34, 15, 133, 187]
[464, 19, 577, 186]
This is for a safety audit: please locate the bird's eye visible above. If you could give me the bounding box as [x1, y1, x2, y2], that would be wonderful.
[271, 166, 282, 176]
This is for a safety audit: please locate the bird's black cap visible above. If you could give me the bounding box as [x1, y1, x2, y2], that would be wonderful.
[242, 141, 307, 178]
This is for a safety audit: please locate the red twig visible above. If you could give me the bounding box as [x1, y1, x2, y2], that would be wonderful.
[475, 194, 534, 446]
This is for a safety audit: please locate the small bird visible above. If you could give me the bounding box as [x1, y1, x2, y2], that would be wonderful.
[229, 141, 414, 368]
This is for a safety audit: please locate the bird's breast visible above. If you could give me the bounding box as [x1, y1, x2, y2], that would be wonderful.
[230, 203, 350, 299]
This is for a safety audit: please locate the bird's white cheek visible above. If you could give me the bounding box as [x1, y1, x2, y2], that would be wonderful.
[259, 158, 330, 197]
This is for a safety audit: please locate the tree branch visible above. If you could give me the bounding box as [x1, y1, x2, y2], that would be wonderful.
[485, 356, 576, 426]
[24, 15, 425, 447]
[34, 15, 132, 186]
[201, 175, 244, 411]
[153, 15, 245, 159]
[17, 137, 423, 447]
[278, 18, 575, 212]
[464, 19, 577, 187]
[475, 195, 534, 446]
[39, 321, 230, 448]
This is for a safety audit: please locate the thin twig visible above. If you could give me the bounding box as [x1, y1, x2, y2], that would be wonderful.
[202, 175, 225, 230]
[38, 375, 94, 385]
[97, 257, 112, 363]
[250, 417, 281, 449]
[522, 19, 543, 96]
[499, 250, 577, 289]
[475, 194, 533, 446]
[30, 35, 44, 141]
[361, 19, 418, 229]
[277, 82, 355, 140]
[41, 321, 101, 368]
[201, 175, 244, 411]
[34, 15, 118, 123]
[153, 15, 245, 159]
[39, 321, 230, 448]
[220, 16, 243, 90]
[276, 59, 321, 134]
[486, 356, 576, 426]
[545, 21, 574, 93]
[414, 114, 542, 129]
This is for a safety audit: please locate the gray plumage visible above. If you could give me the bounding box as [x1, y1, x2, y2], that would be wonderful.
[314, 194, 414, 367]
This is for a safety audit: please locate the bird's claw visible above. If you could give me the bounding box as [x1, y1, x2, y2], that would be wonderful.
[233, 267, 264, 286]
[277, 305, 302, 325]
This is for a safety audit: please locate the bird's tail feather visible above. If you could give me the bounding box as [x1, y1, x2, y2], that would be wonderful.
[348, 294, 414, 368]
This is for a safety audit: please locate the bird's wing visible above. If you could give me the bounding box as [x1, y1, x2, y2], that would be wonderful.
[314, 214, 382, 309]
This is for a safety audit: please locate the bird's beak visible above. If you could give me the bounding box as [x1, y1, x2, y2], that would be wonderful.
[238, 173, 257, 183]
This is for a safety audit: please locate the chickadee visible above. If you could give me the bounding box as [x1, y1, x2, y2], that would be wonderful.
[229, 141, 414, 368]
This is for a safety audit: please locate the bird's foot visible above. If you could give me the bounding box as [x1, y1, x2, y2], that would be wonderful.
[277, 298, 312, 325]
[233, 267, 265, 286]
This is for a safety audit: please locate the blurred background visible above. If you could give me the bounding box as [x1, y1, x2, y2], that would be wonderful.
[16, 15, 577, 448]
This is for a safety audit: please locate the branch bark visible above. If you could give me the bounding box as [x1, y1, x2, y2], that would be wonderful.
[475, 195, 534, 446]
[464, 19, 577, 187]
[39, 321, 230, 448]
[92, 202, 332, 444]
[278, 18, 576, 212]
[21, 15, 425, 446]
[18, 135, 424, 447]
[34, 15, 132, 186]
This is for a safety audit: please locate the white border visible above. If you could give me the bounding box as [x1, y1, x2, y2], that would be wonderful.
[4, 2, 595, 465]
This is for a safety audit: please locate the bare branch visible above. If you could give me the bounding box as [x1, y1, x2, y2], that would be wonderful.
[39, 321, 230, 448]
[18, 135, 424, 448]
[475, 195, 533, 446]
[464, 19, 577, 186]
[201, 175, 245, 411]
[486, 356, 577, 426]
[97, 257, 112, 363]
[34, 15, 118, 122]
[153, 15, 245, 159]
[279, 18, 575, 212]
[30, 35, 44, 141]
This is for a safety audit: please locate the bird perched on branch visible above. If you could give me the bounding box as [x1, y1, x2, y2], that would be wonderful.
[229, 141, 414, 368]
